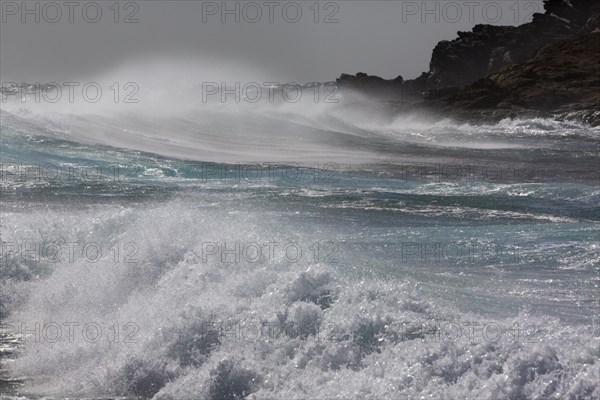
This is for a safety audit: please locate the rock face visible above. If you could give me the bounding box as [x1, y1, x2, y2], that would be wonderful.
[427, 0, 600, 88]
[333, 0, 598, 103]
[332, 0, 599, 125]
[424, 33, 600, 125]
[489, 32, 600, 111]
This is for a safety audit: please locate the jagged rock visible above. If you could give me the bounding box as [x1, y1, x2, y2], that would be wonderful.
[331, 0, 599, 126]
[425, 33, 600, 126]
[490, 32, 600, 111]
[427, 0, 599, 88]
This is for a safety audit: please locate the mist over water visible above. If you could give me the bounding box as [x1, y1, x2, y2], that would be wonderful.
[1, 57, 599, 400]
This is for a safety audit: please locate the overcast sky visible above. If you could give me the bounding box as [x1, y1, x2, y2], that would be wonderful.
[1, 1, 544, 83]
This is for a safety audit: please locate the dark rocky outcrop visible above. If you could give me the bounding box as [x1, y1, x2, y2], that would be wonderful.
[428, 0, 600, 88]
[333, 0, 600, 125]
[424, 32, 600, 125]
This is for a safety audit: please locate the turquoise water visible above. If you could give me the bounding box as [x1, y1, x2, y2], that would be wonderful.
[0, 107, 598, 399]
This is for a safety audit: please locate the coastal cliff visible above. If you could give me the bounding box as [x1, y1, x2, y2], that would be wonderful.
[336, 0, 600, 125]
[424, 33, 600, 125]
[428, 0, 599, 88]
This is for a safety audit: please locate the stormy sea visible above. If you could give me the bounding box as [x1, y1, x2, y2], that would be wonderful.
[0, 83, 598, 400]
